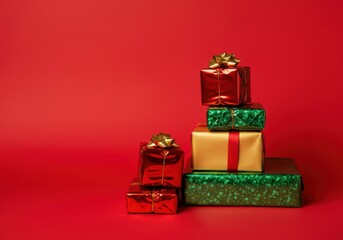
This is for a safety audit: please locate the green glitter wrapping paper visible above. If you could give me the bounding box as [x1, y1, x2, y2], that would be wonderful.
[207, 102, 266, 130]
[183, 158, 303, 207]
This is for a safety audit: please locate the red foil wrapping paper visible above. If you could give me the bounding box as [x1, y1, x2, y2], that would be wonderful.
[200, 67, 251, 106]
[126, 178, 179, 214]
[139, 142, 184, 188]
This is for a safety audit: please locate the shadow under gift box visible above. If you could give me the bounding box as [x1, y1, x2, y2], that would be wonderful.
[126, 177, 179, 214]
[183, 158, 303, 207]
[139, 142, 184, 188]
[207, 102, 266, 131]
[192, 125, 264, 172]
[200, 67, 251, 106]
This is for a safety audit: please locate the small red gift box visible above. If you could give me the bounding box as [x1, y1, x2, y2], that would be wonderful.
[138, 133, 184, 188]
[200, 53, 251, 106]
[126, 177, 179, 214]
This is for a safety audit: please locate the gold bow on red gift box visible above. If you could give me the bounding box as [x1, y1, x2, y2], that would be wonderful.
[147, 133, 179, 149]
[209, 52, 240, 68]
[146, 133, 180, 185]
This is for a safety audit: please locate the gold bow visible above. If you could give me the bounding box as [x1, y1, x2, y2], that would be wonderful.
[147, 133, 179, 149]
[209, 52, 240, 68]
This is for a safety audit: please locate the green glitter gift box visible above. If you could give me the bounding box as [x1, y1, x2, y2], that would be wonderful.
[183, 158, 303, 207]
[207, 102, 266, 131]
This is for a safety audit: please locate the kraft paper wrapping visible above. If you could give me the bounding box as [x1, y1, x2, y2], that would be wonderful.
[192, 125, 264, 172]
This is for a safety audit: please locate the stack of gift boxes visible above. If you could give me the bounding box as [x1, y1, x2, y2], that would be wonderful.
[183, 53, 303, 207]
[126, 133, 184, 213]
[126, 53, 303, 214]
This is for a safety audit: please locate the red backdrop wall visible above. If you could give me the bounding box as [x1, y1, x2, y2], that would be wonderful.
[1, 0, 343, 239]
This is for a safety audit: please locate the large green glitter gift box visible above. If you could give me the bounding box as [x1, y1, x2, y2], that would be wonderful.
[207, 102, 266, 131]
[183, 158, 303, 207]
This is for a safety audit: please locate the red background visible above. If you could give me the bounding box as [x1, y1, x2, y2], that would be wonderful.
[1, 0, 343, 239]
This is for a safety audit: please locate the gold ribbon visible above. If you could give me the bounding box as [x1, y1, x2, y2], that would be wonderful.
[217, 71, 221, 104]
[147, 133, 178, 185]
[151, 190, 162, 213]
[209, 52, 240, 68]
[151, 190, 155, 212]
[230, 108, 235, 129]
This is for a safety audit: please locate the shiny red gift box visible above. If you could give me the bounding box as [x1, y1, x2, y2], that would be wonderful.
[200, 67, 251, 106]
[126, 177, 179, 214]
[139, 142, 184, 188]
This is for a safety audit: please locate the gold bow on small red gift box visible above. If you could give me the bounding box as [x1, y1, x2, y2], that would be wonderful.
[147, 133, 179, 149]
[146, 133, 179, 185]
[209, 52, 240, 68]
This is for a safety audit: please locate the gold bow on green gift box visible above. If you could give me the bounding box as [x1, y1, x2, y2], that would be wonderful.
[147, 133, 179, 149]
[209, 52, 240, 68]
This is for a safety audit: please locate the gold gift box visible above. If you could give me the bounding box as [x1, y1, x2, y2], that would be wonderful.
[192, 125, 264, 172]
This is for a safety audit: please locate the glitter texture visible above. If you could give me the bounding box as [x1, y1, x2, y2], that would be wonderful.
[207, 103, 266, 130]
[183, 158, 303, 207]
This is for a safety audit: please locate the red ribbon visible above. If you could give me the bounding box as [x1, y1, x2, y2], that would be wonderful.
[228, 131, 239, 171]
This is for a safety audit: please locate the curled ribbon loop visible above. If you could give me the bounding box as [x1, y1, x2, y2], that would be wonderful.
[147, 133, 179, 149]
[209, 52, 240, 68]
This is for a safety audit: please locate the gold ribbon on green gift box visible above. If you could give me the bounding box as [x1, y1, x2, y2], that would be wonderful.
[147, 133, 179, 185]
[209, 52, 240, 68]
